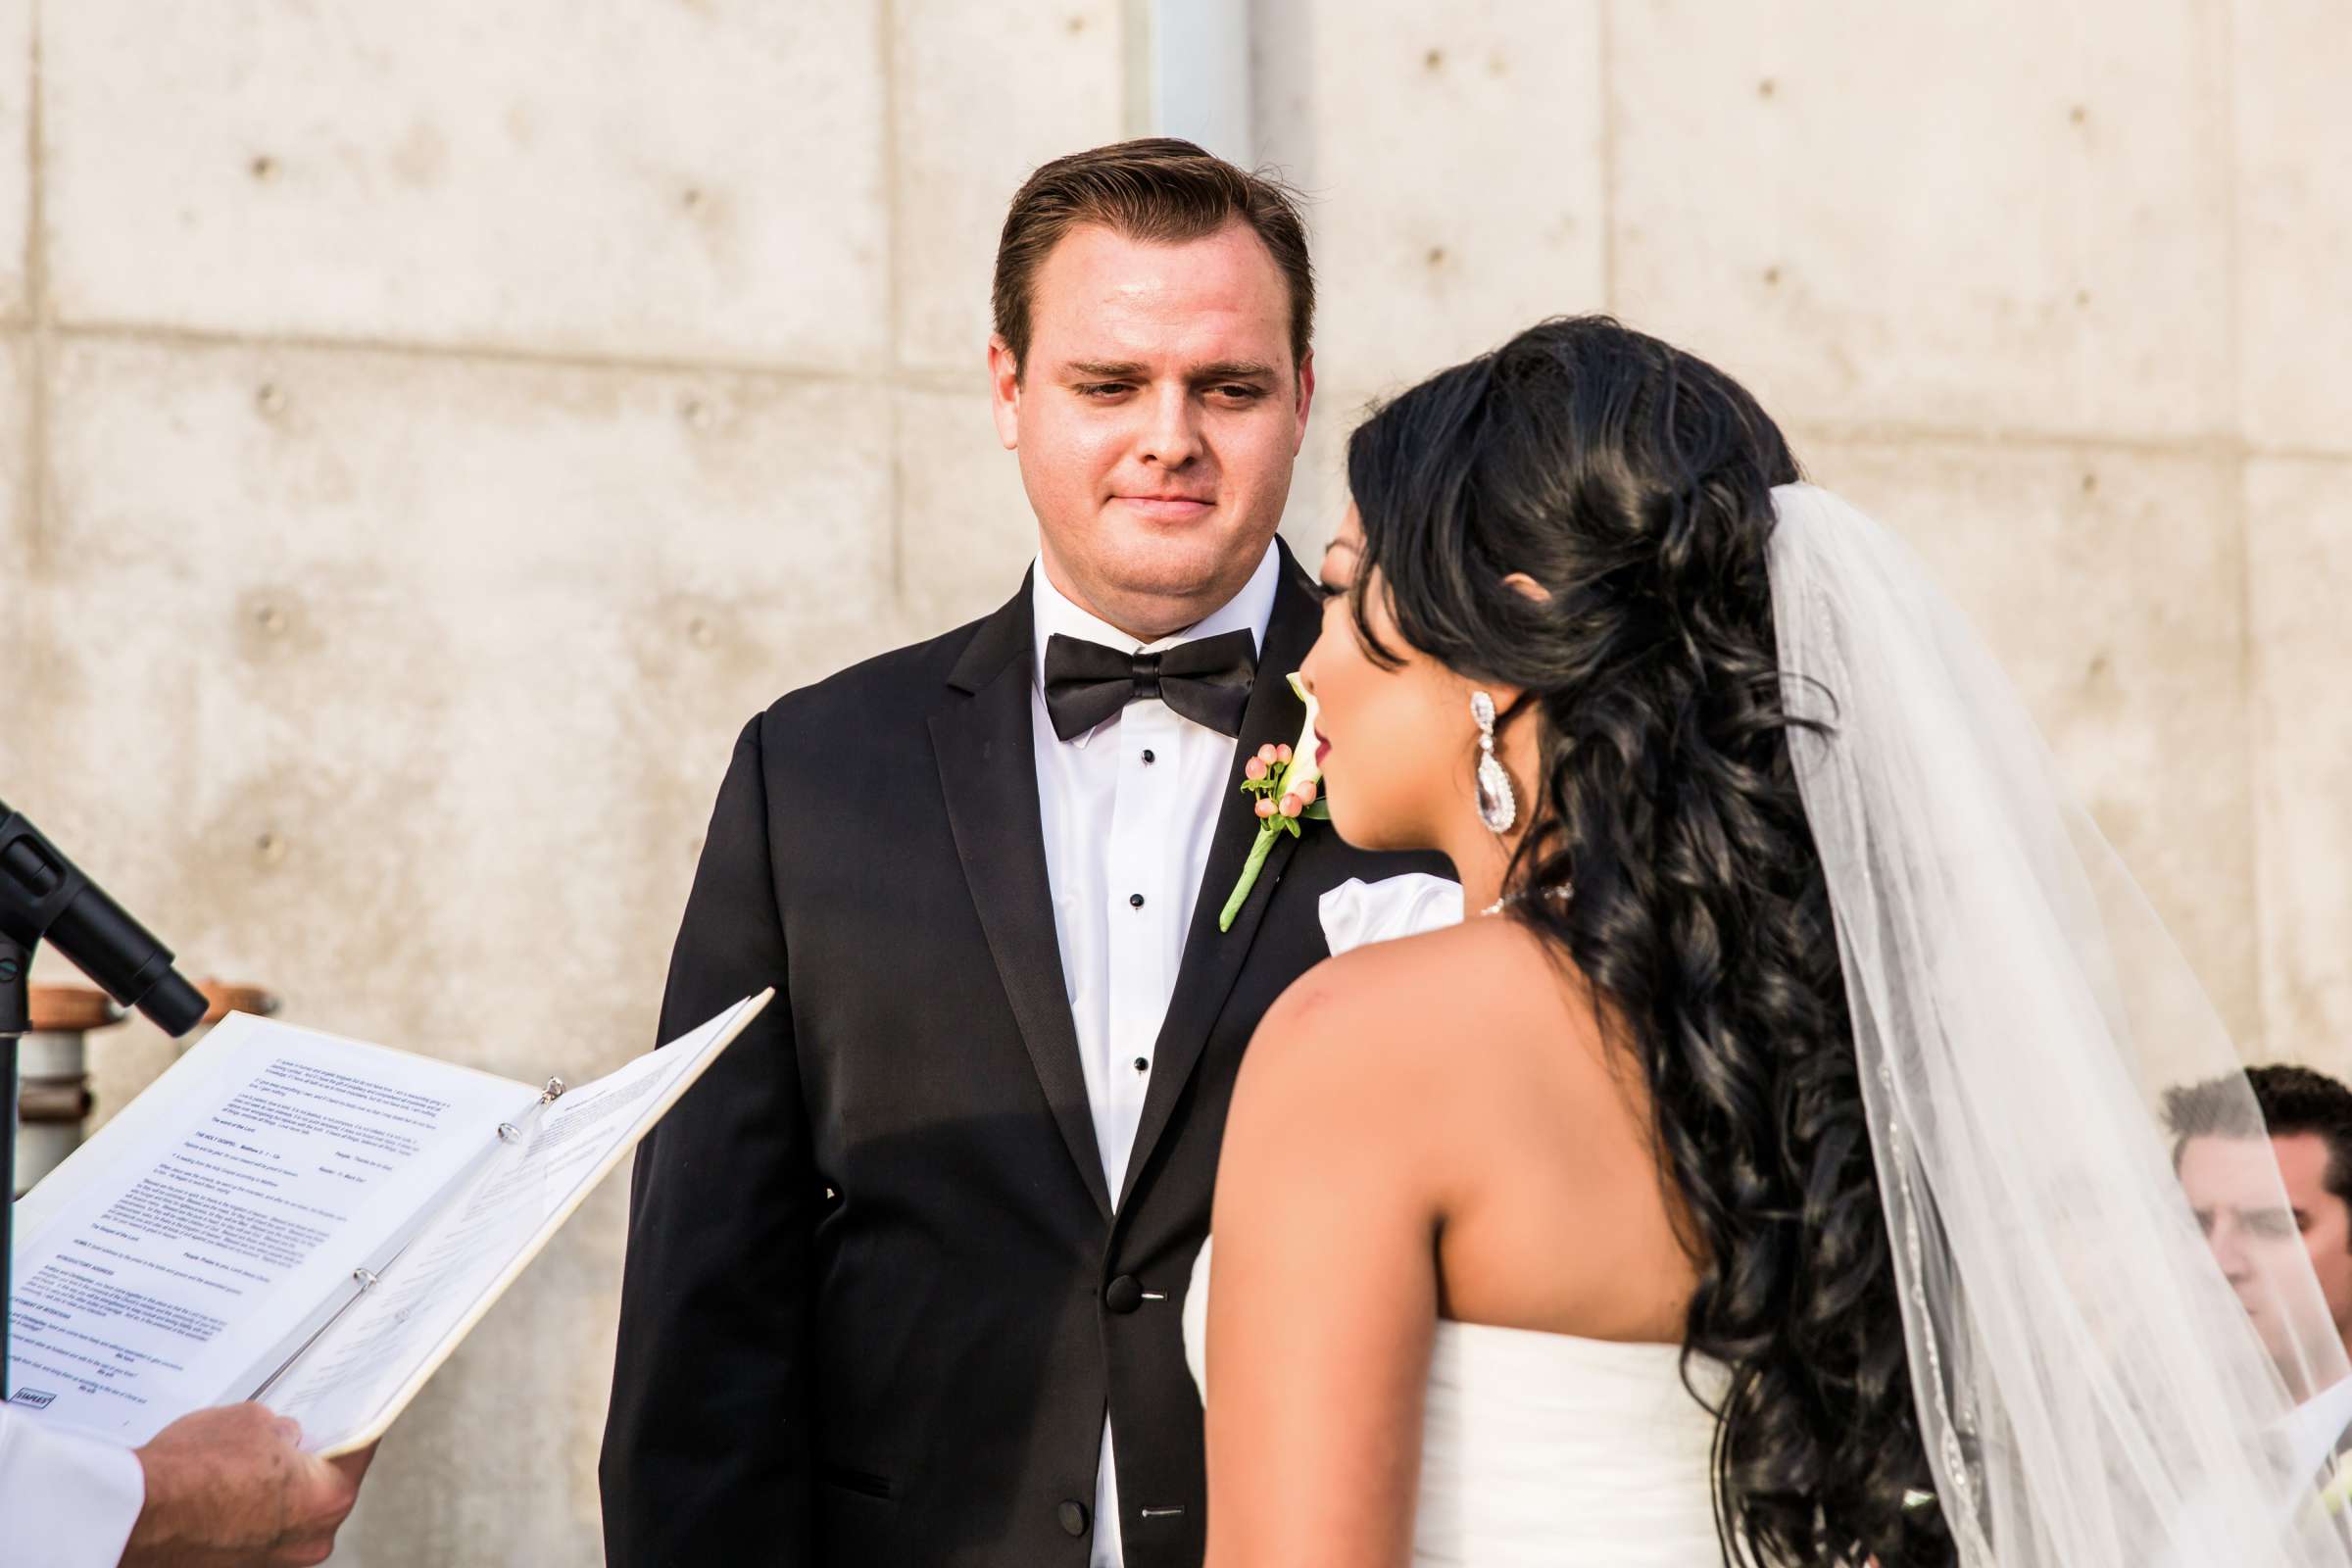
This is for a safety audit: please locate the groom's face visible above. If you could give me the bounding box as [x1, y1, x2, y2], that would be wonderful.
[991, 220, 1313, 641]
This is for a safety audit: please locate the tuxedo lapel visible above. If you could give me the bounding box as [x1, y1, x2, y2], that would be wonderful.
[1115, 546, 1321, 1213]
[930, 579, 1114, 1221]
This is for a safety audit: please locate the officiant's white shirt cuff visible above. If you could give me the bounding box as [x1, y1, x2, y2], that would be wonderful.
[0, 1405, 145, 1568]
[1318, 874, 1463, 956]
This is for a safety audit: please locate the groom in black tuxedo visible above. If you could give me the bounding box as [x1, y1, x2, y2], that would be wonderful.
[600, 139, 1444, 1568]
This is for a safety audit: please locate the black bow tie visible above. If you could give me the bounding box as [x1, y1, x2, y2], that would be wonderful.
[1041, 628, 1257, 742]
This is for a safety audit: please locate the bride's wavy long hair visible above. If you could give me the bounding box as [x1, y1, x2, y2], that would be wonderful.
[1344, 315, 1951, 1567]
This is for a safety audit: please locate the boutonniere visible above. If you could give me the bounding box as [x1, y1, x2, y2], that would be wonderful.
[2317, 1460, 2352, 1519]
[1218, 672, 1331, 931]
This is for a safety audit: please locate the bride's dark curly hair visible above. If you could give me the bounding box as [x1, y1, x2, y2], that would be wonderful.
[1344, 316, 1950, 1567]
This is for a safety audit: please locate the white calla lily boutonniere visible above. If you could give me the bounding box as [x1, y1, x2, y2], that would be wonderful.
[1218, 672, 1331, 931]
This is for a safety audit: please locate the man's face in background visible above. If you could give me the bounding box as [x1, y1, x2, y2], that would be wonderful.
[2180, 1132, 2352, 1366]
[2269, 1133, 2352, 1349]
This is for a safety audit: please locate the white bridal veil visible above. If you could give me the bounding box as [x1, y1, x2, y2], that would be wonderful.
[1768, 483, 2352, 1566]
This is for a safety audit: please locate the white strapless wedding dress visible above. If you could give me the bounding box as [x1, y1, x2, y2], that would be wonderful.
[1184, 1240, 1732, 1565]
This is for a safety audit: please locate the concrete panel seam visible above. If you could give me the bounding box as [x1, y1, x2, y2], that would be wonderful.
[2219, 0, 2248, 449]
[49, 318, 984, 398]
[23, 0, 46, 571]
[1790, 418, 2253, 463]
[881, 0, 906, 603]
[2245, 442, 2352, 463]
[1597, 0, 1617, 314]
[1122, 0, 1153, 139]
[2219, 0, 2266, 1053]
[882, 0, 905, 370]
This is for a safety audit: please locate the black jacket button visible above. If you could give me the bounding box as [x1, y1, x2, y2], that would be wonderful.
[1104, 1275, 1144, 1314]
[1057, 1498, 1090, 1537]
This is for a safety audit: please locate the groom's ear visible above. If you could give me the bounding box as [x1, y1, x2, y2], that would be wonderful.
[989, 335, 1022, 451]
[1292, 349, 1316, 453]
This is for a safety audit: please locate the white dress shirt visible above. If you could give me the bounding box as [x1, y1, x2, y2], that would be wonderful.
[1029, 542, 1279, 1568]
[1316, 873, 1464, 954]
[0, 1405, 144, 1567]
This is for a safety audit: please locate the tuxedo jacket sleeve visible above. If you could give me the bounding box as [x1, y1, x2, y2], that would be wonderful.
[601, 715, 818, 1566]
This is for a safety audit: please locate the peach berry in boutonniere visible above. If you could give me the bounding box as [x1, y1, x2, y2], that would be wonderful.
[1218, 673, 1331, 931]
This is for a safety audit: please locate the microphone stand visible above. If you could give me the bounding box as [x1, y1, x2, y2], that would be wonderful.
[2, 933, 26, 1402]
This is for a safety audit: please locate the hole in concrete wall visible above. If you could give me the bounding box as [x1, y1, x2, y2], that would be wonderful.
[1759, 77, 1777, 98]
[256, 383, 286, 416]
[250, 154, 278, 181]
[1764, 266, 1782, 285]
[1424, 47, 1444, 72]
[681, 187, 704, 211]
[235, 588, 323, 663]
[256, 832, 288, 866]
[2082, 471, 2099, 494]
[1426, 245, 1446, 268]
[1067, 14, 1087, 32]
[2069, 104, 2088, 126]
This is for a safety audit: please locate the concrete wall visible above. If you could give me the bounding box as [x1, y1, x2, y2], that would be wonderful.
[0, 3, 2341, 1562]
[4, 4, 1101, 1561]
[1256, 0, 2350, 1072]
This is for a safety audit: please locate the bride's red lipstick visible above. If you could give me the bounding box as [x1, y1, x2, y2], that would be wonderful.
[1314, 732, 1331, 765]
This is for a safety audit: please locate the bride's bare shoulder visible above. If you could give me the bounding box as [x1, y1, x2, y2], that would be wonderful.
[1228, 918, 1601, 1153]
[1260, 915, 1581, 1046]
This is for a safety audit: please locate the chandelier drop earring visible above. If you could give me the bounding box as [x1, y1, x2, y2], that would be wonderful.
[1470, 690, 1516, 835]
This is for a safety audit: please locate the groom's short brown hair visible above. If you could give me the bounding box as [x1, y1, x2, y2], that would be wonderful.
[992, 137, 1314, 376]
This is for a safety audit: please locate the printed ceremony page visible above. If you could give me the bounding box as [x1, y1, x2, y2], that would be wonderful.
[5, 1016, 527, 1444]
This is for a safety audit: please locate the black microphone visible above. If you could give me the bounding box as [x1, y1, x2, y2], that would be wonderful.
[0, 798, 209, 1038]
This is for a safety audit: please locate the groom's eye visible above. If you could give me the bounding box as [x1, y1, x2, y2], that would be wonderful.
[1076, 382, 1132, 400]
[1211, 383, 1267, 404]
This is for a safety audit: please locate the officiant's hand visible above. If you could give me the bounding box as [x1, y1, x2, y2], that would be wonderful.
[122, 1403, 376, 1567]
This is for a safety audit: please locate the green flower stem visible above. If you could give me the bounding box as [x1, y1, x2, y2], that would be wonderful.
[1219, 823, 1281, 932]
